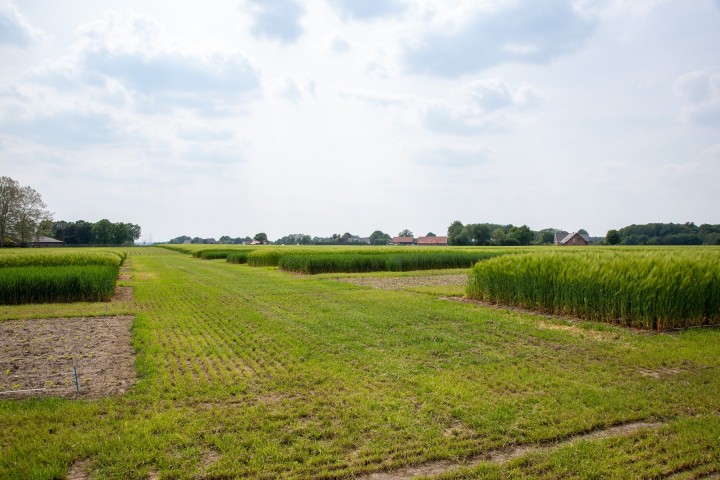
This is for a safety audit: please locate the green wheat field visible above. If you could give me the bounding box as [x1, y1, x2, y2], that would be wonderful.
[1, 246, 719, 479]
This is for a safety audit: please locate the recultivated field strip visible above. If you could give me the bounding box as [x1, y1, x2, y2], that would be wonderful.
[1, 249, 719, 479]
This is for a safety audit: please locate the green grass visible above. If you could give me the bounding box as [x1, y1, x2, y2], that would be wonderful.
[467, 248, 720, 329]
[1, 248, 719, 478]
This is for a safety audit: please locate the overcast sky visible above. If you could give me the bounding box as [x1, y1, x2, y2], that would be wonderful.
[1, 0, 718, 242]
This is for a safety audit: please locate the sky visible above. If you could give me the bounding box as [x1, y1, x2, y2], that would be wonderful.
[1, 0, 719, 243]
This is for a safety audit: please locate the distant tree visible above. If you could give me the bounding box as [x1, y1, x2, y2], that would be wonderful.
[275, 233, 311, 245]
[606, 229, 621, 245]
[425, 232, 436, 237]
[398, 229, 413, 238]
[447, 221, 469, 246]
[253, 232, 268, 244]
[491, 227, 506, 245]
[53, 219, 137, 245]
[370, 230, 391, 244]
[578, 228, 589, 235]
[169, 235, 191, 244]
[218, 235, 233, 244]
[617, 222, 716, 245]
[75, 220, 94, 244]
[508, 225, 534, 245]
[535, 229, 556, 245]
[92, 219, 113, 245]
[191, 237, 204, 244]
[464, 224, 491, 246]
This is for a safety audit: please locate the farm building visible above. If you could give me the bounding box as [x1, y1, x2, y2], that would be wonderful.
[417, 236, 448, 246]
[26, 236, 63, 248]
[553, 231, 569, 245]
[557, 232, 590, 246]
[391, 236, 415, 246]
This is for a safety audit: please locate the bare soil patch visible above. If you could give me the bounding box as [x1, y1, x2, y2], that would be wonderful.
[111, 286, 133, 303]
[66, 459, 91, 480]
[357, 421, 662, 480]
[337, 274, 468, 291]
[118, 273, 131, 281]
[0, 316, 135, 398]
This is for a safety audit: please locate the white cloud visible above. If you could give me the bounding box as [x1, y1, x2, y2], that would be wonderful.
[244, 0, 304, 43]
[10, 13, 262, 117]
[276, 76, 316, 102]
[326, 0, 406, 21]
[414, 144, 492, 168]
[423, 79, 542, 135]
[330, 34, 351, 54]
[674, 68, 720, 124]
[0, 2, 47, 47]
[402, 0, 595, 76]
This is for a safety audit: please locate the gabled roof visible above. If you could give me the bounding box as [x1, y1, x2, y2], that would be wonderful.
[392, 236, 414, 244]
[417, 236, 448, 245]
[554, 231, 569, 243]
[34, 236, 62, 243]
[560, 232, 590, 244]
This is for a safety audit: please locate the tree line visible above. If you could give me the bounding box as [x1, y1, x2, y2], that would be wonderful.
[447, 221, 556, 246]
[0, 177, 141, 247]
[0, 176, 53, 247]
[171, 223, 720, 247]
[51, 220, 141, 246]
[606, 223, 720, 246]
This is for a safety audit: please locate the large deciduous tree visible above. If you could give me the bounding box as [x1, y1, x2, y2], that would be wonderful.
[0, 176, 21, 247]
[0, 177, 53, 246]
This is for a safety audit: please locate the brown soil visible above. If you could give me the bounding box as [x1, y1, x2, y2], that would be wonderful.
[66, 459, 91, 480]
[111, 286, 133, 303]
[118, 273, 131, 281]
[336, 274, 468, 291]
[0, 316, 136, 398]
[357, 421, 662, 480]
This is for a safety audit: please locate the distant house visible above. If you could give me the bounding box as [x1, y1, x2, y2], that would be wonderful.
[557, 232, 590, 246]
[391, 236, 415, 246]
[182, 239, 191, 244]
[27, 236, 63, 248]
[417, 236, 448, 246]
[553, 231, 569, 245]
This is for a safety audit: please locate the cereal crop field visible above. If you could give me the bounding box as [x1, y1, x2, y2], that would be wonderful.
[1, 246, 719, 479]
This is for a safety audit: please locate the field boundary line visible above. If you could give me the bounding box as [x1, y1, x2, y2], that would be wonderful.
[355, 420, 664, 480]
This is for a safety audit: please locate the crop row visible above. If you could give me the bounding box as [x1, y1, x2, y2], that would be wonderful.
[466, 250, 720, 329]
[278, 251, 507, 274]
[0, 250, 125, 268]
[0, 265, 119, 304]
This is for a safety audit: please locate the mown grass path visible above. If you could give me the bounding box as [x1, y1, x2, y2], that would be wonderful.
[1, 250, 719, 479]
